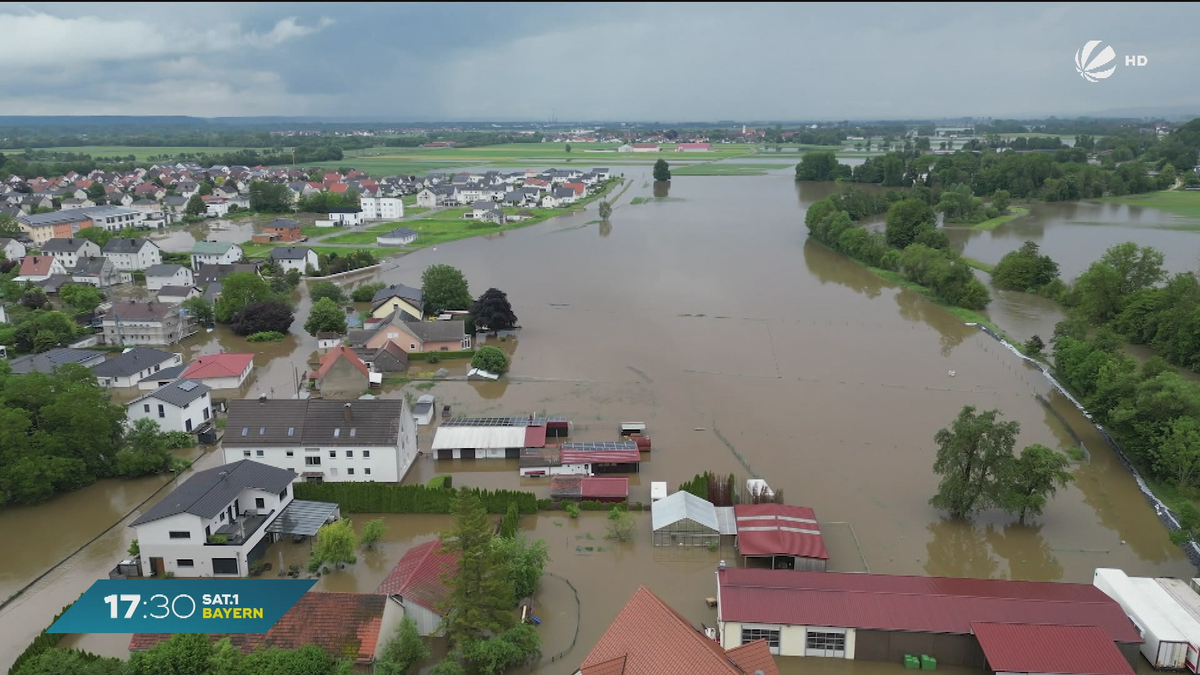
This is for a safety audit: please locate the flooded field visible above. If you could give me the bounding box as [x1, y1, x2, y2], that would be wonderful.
[3, 172, 1198, 672]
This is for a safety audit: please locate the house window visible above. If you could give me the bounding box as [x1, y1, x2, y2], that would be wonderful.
[203, 408, 210, 420]
[243, 450, 251, 458]
[212, 558, 238, 575]
[279, 487, 288, 500]
[177, 559, 194, 568]
[168, 531, 191, 539]
[143, 403, 150, 413]
[286, 450, 294, 457]
[329, 450, 337, 458]
[363, 451, 370, 458]
[742, 627, 780, 651]
[305, 457, 321, 466]
[805, 630, 846, 655]
[364, 468, 371, 475]
[347, 468, 355, 476]
[157, 404, 165, 418]
[256, 450, 264, 457]
[220, 512, 226, 522]
[185, 419, 193, 432]
[255, 498, 265, 509]
[346, 451, 353, 458]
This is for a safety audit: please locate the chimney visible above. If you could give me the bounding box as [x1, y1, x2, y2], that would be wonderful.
[343, 402, 352, 423]
[258, 394, 267, 404]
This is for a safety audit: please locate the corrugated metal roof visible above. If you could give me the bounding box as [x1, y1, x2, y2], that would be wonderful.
[560, 449, 642, 465]
[717, 568, 1142, 643]
[652, 492, 718, 532]
[581, 477, 629, 499]
[972, 623, 1135, 675]
[734, 504, 828, 560]
[431, 425, 527, 451]
[713, 507, 737, 536]
[524, 425, 547, 448]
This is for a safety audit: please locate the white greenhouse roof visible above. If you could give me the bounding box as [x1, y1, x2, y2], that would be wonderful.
[431, 425, 527, 451]
[714, 506, 737, 536]
[651, 491, 719, 532]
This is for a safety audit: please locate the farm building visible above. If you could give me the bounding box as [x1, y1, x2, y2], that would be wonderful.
[716, 568, 1143, 665]
[972, 623, 1134, 675]
[518, 447, 570, 477]
[651, 491, 735, 547]
[559, 444, 642, 474]
[550, 476, 629, 503]
[377, 540, 456, 637]
[430, 415, 556, 460]
[734, 504, 829, 571]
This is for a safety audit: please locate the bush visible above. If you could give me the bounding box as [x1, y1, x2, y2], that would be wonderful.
[427, 474, 453, 489]
[351, 282, 387, 303]
[309, 280, 348, 304]
[208, 534, 228, 544]
[294, 482, 538, 514]
[230, 301, 294, 336]
[9, 602, 76, 675]
[579, 500, 619, 511]
[247, 331, 286, 342]
[471, 345, 510, 374]
[564, 502, 580, 518]
[162, 431, 195, 449]
[359, 518, 386, 550]
[408, 350, 473, 362]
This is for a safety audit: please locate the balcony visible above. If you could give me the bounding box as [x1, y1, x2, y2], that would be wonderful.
[206, 510, 272, 546]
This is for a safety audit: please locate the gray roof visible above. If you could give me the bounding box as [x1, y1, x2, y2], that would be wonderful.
[133, 378, 210, 408]
[553, 187, 575, 198]
[223, 398, 407, 447]
[8, 347, 104, 374]
[91, 347, 178, 377]
[402, 319, 466, 343]
[105, 301, 176, 322]
[380, 228, 417, 239]
[138, 363, 186, 383]
[145, 264, 185, 278]
[266, 218, 301, 229]
[269, 246, 312, 260]
[371, 283, 422, 305]
[41, 237, 95, 253]
[202, 282, 223, 302]
[72, 257, 109, 275]
[102, 237, 155, 254]
[130, 460, 297, 526]
[651, 491, 719, 532]
[163, 196, 188, 207]
[157, 285, 196, 297]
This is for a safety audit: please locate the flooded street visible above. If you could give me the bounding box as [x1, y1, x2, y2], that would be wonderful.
[3, 172, 1197, 672]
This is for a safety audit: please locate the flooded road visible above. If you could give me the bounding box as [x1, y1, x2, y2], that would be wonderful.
[3, 173, 1197, 672]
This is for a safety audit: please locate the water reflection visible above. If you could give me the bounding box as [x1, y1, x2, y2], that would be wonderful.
[924, 519, 1000, 579]
[985, 523, 1064, 581]
[599, 220, 612, 237]
[801, 239, 884, 299]
[652, 181, 670, 198]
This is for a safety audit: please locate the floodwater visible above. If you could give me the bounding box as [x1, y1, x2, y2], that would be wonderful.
[2, 172, 1197, 672]
[148, 213, 327, 253]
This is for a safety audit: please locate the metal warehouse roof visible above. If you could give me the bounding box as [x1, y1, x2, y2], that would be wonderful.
[560, 449, 641, 465]
[652, 491, 718, 532]
[734, 503, 828, 560]
[264, 500, 340, 537]
[717, 569, 1142, 643]
[971, 623, 1135, 675]
[431, 425, 527, 451]
[581, 477, 630, 499]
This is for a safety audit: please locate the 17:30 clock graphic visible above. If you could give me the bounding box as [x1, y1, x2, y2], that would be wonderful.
[104, 593, 198, 620]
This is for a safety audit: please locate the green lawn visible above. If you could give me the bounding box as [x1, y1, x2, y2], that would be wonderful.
[321, 230, 397, 245]
[402, 195, 417, 206]
[671, 162, 794, 176]
[302, 226, 333, 238]
[970, 207, 1031, 231]
[962, 257, 996, 273]
[1101, 190, 1200, 220]
[28, 145, 269, 160]
[240, 242, 276, 258]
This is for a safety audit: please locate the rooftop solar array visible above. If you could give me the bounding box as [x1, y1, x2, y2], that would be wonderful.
[560, 441, 639, 451]
[178, 381, 199, 391]
[442, 416, 546, 428]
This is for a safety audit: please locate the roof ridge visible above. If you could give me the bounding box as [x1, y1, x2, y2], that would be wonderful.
[637, 587, 741, 674]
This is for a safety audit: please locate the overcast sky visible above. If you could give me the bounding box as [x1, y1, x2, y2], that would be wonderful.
[1, 2, 1197, 121]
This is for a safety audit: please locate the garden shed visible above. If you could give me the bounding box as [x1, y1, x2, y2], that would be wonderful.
[651, 491, 720, 547]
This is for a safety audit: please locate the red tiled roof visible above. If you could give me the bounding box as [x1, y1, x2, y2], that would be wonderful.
[377, 540, 456, 613]
[524, 424, 547, 448]
[19, 255, 57, 276]
[130, 592, 385, 663]
[560, 449, 642, 464]
[676, 143, 712, 149]
[328, 183, 349, 193]
[581, 477, 629, 499]
[632, 143, 659, 148]
[717, 569, 1142, 644]
[580, 586, 779, 675]
[181, 353, 255, 380]
[312, 344, 368, 380]
[972, 623, 1135, 675]
[733, 504, 828, 560]
[725, 640, 780, 675]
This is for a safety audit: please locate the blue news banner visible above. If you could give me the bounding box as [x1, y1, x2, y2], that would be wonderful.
[48, 579, 316, 634]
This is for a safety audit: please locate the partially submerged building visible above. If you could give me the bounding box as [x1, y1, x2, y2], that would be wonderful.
[550, 476, 629, 503]
[378, 540, 456, 637]
[651, 491, 735, 547]
[733, 504, 828, 571]
[431, 415, 558, 460]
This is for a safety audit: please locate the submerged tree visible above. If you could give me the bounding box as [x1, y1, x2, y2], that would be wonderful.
[469, 288, 518, 333]
[653, 159, 671, 182]
[929, 406, 1019, 518]
[422, 264, 472, 315]
[312, 519, 357, 569]
[375, 616, 430, 675]
[439, 492, 515, 646]
[1001, 444, 1074, 525]
[598, 200, 613, 221]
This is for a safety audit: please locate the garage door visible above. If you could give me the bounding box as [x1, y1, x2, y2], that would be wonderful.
[741, 625, 781, 655]
[805, 628, 847, 657]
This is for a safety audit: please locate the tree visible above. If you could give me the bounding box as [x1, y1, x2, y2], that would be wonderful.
[564, 143, 571, 153]
[1073, 243, 1166, 324]
[1023, 334, 1045, 356]
[598, 200, 613, 220]
[305, 297, 348, 336]
[116, 418, 173, 477]
[469, 288, 518, 333]
[653, 159, 671, 182]
[461, 625, 541, 675]
[127, 632, 215, 675]
[20, 288, 49, 310]
[993, 241, 1061, 293]
[1155, 417, 1200, 489]
[60, 284, 103, 313]
[309, 280, 348, 304]
[230, 301, 294, 336]
[14, 646, 126, 675]
[198, 182, 214, 196]
[885, 198, 936, 249]
[1002, 444, 1074, 524]
[439, 491, 515, 646]
[85, 182, 108, 204]
[991, 190, 1011, 213]
[249, 180, 293, 213]
[492, 534, 549, 600]
[421, 264, 472, 315]
[185, 194, 206, 217]
[605, 506, 635, 541]
[0, 213, 21, 238]
[360, 517, 386, 550]
[375, 616, 429, 675]
[214, 272, 279, 323]
[352, 282, 387, 303]
[929, 406, 1020, 519]
[181, 296, 215, 325]
[794, 151, 850, 182]
[312, 519, 358, 569]
[498, 501, 520, 539]
[471, 346, 510, 374]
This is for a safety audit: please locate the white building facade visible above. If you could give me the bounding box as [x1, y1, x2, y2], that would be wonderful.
[127, 379, 213, 433]
[360, 197, 404, 220]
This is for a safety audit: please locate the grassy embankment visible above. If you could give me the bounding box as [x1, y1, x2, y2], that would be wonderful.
[1100, 190, 1200, 223]
[971, 206, 1031, 231]
[671, 162, 793, 176]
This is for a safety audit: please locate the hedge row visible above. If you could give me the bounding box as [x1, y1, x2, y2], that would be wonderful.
[408, 350, 475, 362]
[9, 602, 74, 675]
[294, 482, 538, 514]
[427, 475, 452, 489]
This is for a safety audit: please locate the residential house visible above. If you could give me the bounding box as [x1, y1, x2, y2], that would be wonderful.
[287, 182, 318, 202]
[354, 340, 409, 373]
[7, 347, 106, 374]
[0, 237, 26, 260]
[86, 205, 143, 231]
[133, 183, 166, 201]
[415, 188, 438, 208]
[40, 237, 101, 268]
[316, 332, 343, 351]
[194, 262, 262, 288]
[471, 200, 503, 220]
[102, 302, 193, 347]
[205, 199, 233, 218]
[576, 586, 780, 675]
[360, 196, 403, 220]
[127, 379, 213, 433]
[354, 312, 471, 353]
[180, 352, 255, 389]
[327, 207, 363, 226]
[676, 142, 713, 151]
[71, 256, 128, 288]
[376, 227, 417, 246]
[262, 219, 304, 242]
[221, 398, 419, 483]
[592, 168, 611, 180]
[130, 591, 395, 666]
[59, 197, 93, 209]
[310, 345, 369, 395]
[137, 364, 187, 391]
[157, 285, 201, 304]
[145, 264, 194, 291]
[128, 460, 303, 578]
[369, 284, 424, 321]
[190, 241, 243, 269]
[101, 237, 161, 271]
[15, 255, 67, 282]
[91, 347, 184, 388]
[268, 246, 319, 273]
[377, 540, 456, 636]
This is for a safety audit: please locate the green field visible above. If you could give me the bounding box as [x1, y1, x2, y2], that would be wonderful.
[29, 145, 269, 160]
[320, 230, 395, 245]
[1101, 190, 1200, 220]
[671, 162, 794, 176]
[970, 207, 1031, 231]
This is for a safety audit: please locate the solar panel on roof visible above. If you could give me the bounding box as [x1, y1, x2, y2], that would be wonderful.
[178, 381, 198, 391]
[560, 441, 639, 451]
[441, 415, 546, 428]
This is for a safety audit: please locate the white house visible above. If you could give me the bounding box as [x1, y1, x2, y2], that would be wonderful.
[15, 255, 67, 282]
[376, 228, 417, 246]
[0, 237, 27, 261]
[101, 237, 162, 271]
[127, 379, 213, 433]
[41, 237, 101, 269]
[91, 347, 184, 388]
[328, 208, 363, 226]
[190, 241, 243, 269]
[180, 353, 255, 390]
[86, 205, 144, 232]
[222, 398, 418, 483]
[415, 188, 438, 208]
[269, 246, 319, 273]
[145, 264, 194, 291]
[205, 199, 232, 218]
[360, 197, 404, 220]
[129, 460, 305, 578]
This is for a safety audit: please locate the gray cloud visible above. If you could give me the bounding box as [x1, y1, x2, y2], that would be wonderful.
[0, 2, 1196, 120]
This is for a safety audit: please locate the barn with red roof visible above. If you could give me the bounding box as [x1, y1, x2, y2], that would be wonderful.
[377, 540, 457, 636]
[733, 503, 828, 571]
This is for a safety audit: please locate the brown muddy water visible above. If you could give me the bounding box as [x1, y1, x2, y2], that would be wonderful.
[3, 172, 1198, 672]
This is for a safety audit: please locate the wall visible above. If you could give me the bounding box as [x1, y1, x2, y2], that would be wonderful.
[225, 444, 402, 482]
[398, 598, 443, 637]
[128, 392, 212, 433]
[319, 358, 368, 396]
[371, 299, 423, 320]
